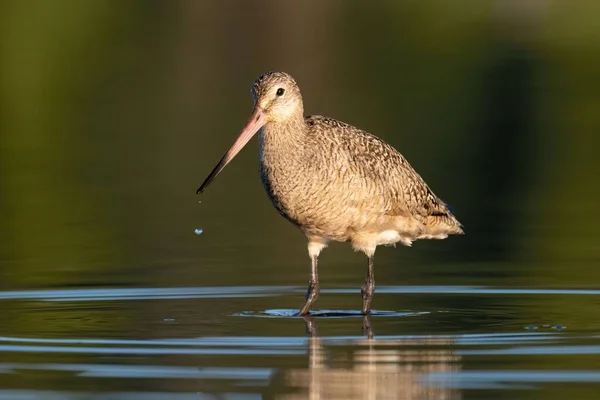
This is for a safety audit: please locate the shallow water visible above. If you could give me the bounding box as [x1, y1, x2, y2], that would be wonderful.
[2, 284, 600, 399]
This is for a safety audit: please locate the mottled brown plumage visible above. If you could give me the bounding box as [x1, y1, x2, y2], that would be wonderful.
[197, 71, 463, 315]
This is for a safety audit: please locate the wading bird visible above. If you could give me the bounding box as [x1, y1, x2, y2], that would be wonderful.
[197, 71, 463, 316]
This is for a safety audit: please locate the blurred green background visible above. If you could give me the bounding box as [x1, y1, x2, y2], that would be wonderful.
[1, 0, 599, 297]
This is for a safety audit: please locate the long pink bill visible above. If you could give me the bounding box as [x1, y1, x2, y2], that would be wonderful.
[197, 106, 267, 194]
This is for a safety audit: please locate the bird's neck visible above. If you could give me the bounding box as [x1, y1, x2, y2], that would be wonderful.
[259, 114, 308, 161]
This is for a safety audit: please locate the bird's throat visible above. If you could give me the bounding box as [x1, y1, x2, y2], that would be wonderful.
[259, 116, 308, 158]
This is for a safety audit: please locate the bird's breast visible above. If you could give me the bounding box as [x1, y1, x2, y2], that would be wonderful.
[258, 153, 391, 241]
[259, 157, 306, 226]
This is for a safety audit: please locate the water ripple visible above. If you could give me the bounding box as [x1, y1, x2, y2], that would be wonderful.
[423, 370, 600, 389]
[0, 285, 598, 302]
[0, 332, 587, 355]
[0, 344, 302, 356]
[236, 309, 429, 318]
[0, 363, 272, 380]
[0, 390, 257, 400]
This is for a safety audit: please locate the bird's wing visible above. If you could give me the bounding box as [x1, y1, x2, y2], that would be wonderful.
[352, 134, 450, 218]
[305, 115, 452, 220]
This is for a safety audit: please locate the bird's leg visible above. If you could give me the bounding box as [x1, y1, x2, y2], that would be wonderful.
[298, 238, 327, 316]
[361, 255, 375, 315]
[299, 254, 320, 316]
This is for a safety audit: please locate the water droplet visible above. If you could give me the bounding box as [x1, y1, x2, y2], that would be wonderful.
[524, 325, 539, 330]
[194, 228, 203, 235]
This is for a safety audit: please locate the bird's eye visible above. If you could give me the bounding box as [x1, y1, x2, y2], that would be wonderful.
[276, 88, 285, 96]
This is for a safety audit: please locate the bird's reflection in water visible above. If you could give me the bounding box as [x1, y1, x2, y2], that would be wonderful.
[277, 316, 461, 400]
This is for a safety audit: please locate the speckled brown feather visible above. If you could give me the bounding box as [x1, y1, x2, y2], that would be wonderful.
[253, 72, 462, 257]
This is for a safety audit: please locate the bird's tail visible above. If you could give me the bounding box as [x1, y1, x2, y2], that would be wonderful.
[421, 212, 464, 239]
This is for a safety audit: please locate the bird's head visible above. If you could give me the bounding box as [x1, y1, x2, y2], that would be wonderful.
[251, 71, 303, 123]
[197, 71, 303, 194]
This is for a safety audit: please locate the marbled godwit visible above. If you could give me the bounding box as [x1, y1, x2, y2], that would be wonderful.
[197, 71, 463, 316]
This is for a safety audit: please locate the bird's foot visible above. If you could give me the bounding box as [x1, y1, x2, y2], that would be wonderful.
[298, 280, 320, 316]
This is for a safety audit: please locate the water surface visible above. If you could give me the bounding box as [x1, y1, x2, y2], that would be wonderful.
[1, 284, 600, 398]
